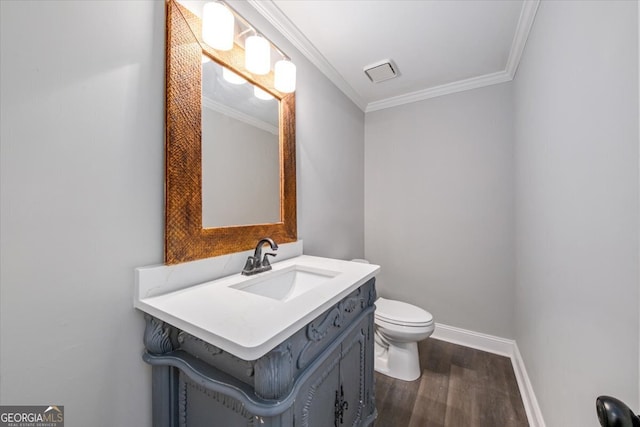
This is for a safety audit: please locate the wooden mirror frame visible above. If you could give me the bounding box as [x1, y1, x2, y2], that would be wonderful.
[165, 0, 297, 264]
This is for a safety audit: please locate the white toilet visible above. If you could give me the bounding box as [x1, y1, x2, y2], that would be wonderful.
[374, 297, 434, 381]
[350, 259, 434, 381]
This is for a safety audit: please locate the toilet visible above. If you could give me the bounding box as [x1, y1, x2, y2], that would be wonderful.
[374, 297, 434, 381]
[350, 259, 434, 381]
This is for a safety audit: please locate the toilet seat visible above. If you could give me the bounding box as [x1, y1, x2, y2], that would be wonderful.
[375, 317, 435, 336]
[374, 297, 435, 381]
[375, 297, 433, 327]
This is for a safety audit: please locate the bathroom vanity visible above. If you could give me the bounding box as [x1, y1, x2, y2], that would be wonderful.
[136, 252, 379, 427]
[150, 2, 380, 424]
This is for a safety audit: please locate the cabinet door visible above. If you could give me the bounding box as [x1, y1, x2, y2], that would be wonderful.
[339, 317, 369, 427]
[293, 346, 341, 427]
[179, 373, 256, 427]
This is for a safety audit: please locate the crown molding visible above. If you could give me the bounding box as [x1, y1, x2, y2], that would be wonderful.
[365, 70, 512, 112]
[248, 0, 539, 113]
[203, 96, 279, 135]
[506, 0, 541, 78]
[247, 0, 367, 111]
[367, 0, 539, 112]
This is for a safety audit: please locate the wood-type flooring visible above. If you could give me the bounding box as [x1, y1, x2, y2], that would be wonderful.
[374, 338, 529, 427]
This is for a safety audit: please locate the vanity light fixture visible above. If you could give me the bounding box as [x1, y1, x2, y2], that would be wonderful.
[274, 59, 296, 93]
[202, 2, 234, 51]
[254, 86, 274, 100]
[222, 67, 247, 85]
[202, 0, 297, 92]
[245, 35, 270, 75]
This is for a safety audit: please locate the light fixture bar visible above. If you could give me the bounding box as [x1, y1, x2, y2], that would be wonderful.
[202, 0, 296, 92]
[216, 0, 292, 62]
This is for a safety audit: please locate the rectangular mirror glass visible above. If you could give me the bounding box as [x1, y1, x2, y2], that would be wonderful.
[201, 56, 280, 228]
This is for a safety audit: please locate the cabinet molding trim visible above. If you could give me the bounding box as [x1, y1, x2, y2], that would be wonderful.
[144, 306, 375, 418]
[144, 314, 175, 355]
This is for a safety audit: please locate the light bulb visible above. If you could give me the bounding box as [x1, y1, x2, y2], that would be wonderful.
[254, 86, 274, 100]
[202, 2, 234, 51]
[222, 67, 247, 85]
[274, 59, 296, 93]
[245, 35, 270, 75]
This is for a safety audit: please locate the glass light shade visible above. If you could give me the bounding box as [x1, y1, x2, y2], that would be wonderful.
[202, 2, 234, 51]
[245, 35, 270, 75]
[254, 86, 274, 101]
[274, 60, 296, 93]
[222, 67, 247, 85]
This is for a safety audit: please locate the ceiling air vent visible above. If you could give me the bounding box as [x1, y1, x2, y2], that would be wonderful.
[364, 59, 399, 83]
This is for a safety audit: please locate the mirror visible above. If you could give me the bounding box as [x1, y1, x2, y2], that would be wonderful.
[165, 0, 297, 264]
[201, 57, 280, 228]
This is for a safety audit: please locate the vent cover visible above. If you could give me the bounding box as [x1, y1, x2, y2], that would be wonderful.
[364, 60, 398, 83]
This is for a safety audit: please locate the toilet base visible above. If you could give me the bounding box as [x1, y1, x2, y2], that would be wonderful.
[374, 338, 421, 381]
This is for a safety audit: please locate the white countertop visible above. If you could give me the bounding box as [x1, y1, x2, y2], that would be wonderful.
[135, 254, 379, 360]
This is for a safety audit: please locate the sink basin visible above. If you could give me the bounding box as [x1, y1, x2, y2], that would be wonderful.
[231, 265, 339, 302]
[135, 253, 380, 360]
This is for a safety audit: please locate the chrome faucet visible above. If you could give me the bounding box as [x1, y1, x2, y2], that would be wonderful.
[242, 238, 278, 276]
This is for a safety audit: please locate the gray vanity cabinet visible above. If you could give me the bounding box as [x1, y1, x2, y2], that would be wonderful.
[142, 278, 377, 427]
[340, 317, 371, 427]
[293, 313, 372, 427]
[293, 344, 340, 426]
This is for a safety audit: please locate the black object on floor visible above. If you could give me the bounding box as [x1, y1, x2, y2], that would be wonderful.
[596, 395, 640, 427]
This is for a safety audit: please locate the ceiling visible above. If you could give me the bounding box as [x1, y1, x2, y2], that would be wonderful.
[248, 0, 540, 112]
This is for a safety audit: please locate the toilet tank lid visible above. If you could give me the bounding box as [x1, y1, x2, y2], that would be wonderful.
[375, 298, 433, 325]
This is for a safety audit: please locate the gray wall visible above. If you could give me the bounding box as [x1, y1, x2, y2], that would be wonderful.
[364, 83, 516, 339]
[295, 70, 365, 260]
[0, 1, 365, 426]
[0, 2, 163, 425]
[513, 1, 639, 426]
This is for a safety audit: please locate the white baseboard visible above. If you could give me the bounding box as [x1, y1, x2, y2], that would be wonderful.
[431, 322, 546, 427]
[432, 322, 515, 357]
[511, 341, 546, 427]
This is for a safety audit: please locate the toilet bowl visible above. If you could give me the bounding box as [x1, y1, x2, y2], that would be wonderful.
[374, 297, 434, 381]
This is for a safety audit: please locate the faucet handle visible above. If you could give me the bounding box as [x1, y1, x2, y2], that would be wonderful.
[262, 253, 277, 267]
[242, 256, 257, 274]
